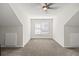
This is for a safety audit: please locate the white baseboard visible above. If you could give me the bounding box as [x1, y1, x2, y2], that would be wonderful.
[23, 38, 31, 47]
[52, 38, 64, 47]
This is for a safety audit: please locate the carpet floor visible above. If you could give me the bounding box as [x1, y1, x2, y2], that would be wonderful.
[1, 38, 79, 56]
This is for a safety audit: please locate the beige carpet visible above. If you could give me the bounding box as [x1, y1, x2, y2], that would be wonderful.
[1, 38, 79, 56]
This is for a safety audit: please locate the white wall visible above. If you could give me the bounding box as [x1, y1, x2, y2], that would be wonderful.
[0, 4, 23, 47]
[31, 19, 53, 38]
[0, 26, 23, 47]
[64, 26, 79, 47]
[64, 11, 79, 47]
[9, 4, 31, 47]
[53, 4, 79, 47]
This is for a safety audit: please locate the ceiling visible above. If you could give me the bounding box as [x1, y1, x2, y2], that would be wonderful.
[14, 3, 72, 18]
[0, 4, 22, 27]
[0, 3, 79, 26]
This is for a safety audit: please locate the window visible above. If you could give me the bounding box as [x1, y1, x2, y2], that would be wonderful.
[35, 22, 49, 35]
[35, 24, 41, 34]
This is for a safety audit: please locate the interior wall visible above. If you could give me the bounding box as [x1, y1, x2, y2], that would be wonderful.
[64, 26, 79, 47]
[53, 4, 79, 47]
[64, 11, 79, 47]
[0, 3, 23, 47]
[31, 19, 53, 38]
[9, 4, 31, 47]
[0, 26, 23, 47]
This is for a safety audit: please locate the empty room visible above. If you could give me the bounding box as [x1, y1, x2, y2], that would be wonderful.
[0, 3, 79, 56]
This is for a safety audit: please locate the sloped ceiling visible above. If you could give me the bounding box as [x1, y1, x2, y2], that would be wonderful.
[0, 4, 22, 27]
[66, 11, 79, 26]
